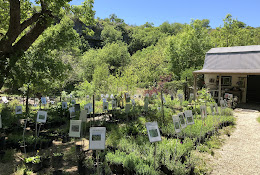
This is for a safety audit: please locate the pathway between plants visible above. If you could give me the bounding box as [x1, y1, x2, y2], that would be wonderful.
[211, 109, 260, 175]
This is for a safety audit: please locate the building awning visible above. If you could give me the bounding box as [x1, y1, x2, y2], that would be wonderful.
[193, 69, 260, 75]
[193, 45, 260, 75]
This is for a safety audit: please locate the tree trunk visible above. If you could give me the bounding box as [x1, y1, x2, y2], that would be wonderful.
[26, 84, 30, 115]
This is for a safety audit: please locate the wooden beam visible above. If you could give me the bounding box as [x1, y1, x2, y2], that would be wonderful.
[218, 75, 222, 104]
[194, 74, 197, 101]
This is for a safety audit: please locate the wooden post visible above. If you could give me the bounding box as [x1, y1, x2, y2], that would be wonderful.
[218, 75, 222, 104]
[93, 95, 95, 122]
[193, 74, 197, 101]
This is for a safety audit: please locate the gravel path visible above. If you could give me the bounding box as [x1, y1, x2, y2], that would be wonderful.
[211, 109, 260, 175]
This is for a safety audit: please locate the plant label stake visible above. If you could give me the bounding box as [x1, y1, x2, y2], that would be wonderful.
[22, 118, 28, 154]
[89, 127, 106, 175]
[69, 120, 82, 138]
[184, 110, 194, 138]
[198, 105, 207, 146]
[103, 101, 109, 122]
[69, 107, 76, 118]
[0, 115, 2, 129]
[35, 111, 47, 151]
[172, 115, 181, 162]
[145, 122, 161, 170]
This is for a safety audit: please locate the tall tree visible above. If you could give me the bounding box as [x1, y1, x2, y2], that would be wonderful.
[0, 0, 94, 89]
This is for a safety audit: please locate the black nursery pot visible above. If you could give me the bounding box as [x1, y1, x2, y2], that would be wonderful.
[0, 136, 6, 150]
[42, 157, 51, 168]
[52, 155, 63, 169]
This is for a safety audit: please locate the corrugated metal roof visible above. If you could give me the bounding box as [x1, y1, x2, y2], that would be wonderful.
[194, 45, 260, 74]
[207, 45, 260, 54]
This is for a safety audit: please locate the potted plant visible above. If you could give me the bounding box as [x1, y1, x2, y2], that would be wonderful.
[24, 155, 42, 172]
[52, 152, 63, 169]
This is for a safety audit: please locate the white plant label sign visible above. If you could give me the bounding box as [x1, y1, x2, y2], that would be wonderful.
[184, 110, 194, 125]
[2, 96, 8, 103]
[112, 100, 117, 109]
[103, 102, 109, 111]
[200, 105, 207, 119]
[101, 94, 104, 98]
[37, 110, 47, 123]
[89, 127, 106, 150]
[105, 94, 109, 99]
[15, 106, 22, 115]
[110, 94, 114, 99]
[145, 122, 161, 143]
[62, 102, 67, 109]
[162, 96, 166, 104]
[189, 93, 194, 100]
[84, 103, 93, 114]
[178, 113, 186, 128]
[69, 120, 82, 138]
[210, 104, 215, 115]
[214, 103, 219, 115]
[69, 107, 76, 118]
[172, 115, 181, 133]
[125, 104, 131, 113]
[220, 100, 225, 108]
[79, 110, 88, 122]
[41, 97, 47, 105]
[131, 99, 135, 106]
[0, 115, 2, 128]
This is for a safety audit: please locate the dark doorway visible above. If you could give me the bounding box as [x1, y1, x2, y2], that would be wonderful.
[247, 75, 260, 103]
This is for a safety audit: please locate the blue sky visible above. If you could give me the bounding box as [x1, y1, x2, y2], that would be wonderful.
[70, 0, 260, 28]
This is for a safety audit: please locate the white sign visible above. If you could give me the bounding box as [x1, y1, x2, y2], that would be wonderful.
[84, 103, 93, 114]
[178, 113, 186, 128]
[41, 97, 47, 105]
[200, 105, 207, 119]
[103, 102, 109, 111]
[228, 94, 233, 100]
[0, 115, 2, 128]
[214, 103, 219, 115]
[178, 94, 183, 100]
[189, 93, 194, 100]
[112, 100, 117, 109]
[110, 94, 114, 99]
[2, 96, 8, 103]
[210, 104, 215, 115]
[89, 127, 106, 150]
[125, 104, 131, 113]
[184, 110, 194, 125]
[37, 111, 47, 123]
[62, 102, 67, 109]
[69, 120, 82, 138]
[79, 110, 88, 122]
[145, 122, 161, 143]
[105, 94, 109, 99]
[101, 94, 104, 98]
[172, 115, 181, 133]
[15, 106, 22, 115]
[162, 96, 166, 103]
[131, 99, 135, 106]
[69, 107, 76, 118]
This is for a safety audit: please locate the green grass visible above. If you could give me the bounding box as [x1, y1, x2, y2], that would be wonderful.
[257, 116, 260, 123]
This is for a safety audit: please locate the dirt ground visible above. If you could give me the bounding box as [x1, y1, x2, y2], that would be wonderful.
[209, 107, 260, 175]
